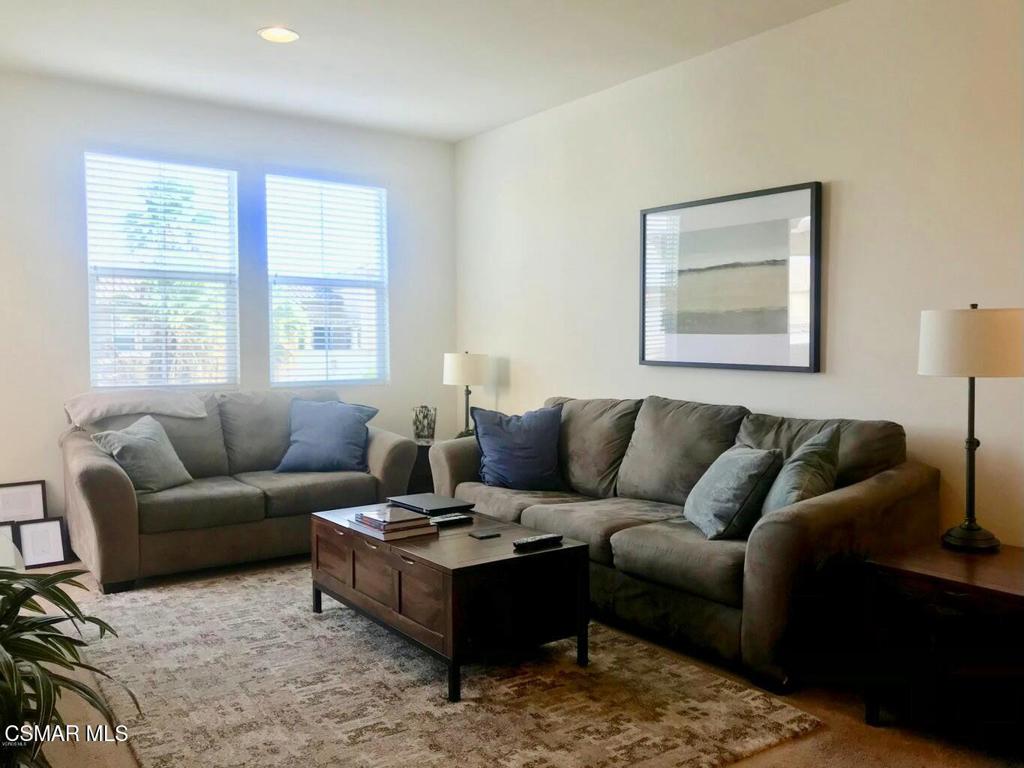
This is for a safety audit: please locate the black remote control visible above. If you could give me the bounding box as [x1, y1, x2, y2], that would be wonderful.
[469, 530, 500, 540]
[512, 533, 563, 552]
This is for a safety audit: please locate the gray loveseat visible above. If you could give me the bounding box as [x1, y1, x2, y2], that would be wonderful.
[61, 389, 417, 593]
[430, 395, 939, 688]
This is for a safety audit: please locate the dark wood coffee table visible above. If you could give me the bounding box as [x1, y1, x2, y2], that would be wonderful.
[311, 507, 590, 701]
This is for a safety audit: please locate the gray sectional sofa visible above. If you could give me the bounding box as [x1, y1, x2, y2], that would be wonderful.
[61, 389, 417, 593]
[430, 395, 939, 687]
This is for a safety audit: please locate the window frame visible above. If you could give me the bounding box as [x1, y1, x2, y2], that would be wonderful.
[265, 173, 390, 387]
[84, 152, 240, 389]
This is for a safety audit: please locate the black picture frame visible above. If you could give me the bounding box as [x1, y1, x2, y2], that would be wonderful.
[10, 518, 70, 569]
[640, 181, 822, 373]
[0, 479, 48, 524]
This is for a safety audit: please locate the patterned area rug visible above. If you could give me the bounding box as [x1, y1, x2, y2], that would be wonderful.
[81, 562, 820, 768]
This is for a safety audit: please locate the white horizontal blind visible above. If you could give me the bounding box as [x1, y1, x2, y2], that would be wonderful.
[85, 153, 239, 387]
[266, 174, 389, 385]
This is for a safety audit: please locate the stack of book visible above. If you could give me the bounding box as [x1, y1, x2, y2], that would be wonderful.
[351, 504, 437, 541]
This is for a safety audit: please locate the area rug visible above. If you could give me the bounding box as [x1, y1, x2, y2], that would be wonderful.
[80, 562, 820, 768]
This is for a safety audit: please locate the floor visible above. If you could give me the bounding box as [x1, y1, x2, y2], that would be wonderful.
[42, 561, 1020, 768]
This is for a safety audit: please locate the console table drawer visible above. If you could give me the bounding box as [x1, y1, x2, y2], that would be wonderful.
[395, 553, 445, 634]
[314, 522, 352, 586]
[352, 537, 398, 610]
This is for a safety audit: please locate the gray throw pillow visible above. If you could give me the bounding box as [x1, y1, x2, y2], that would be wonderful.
[761, 425, 840, 515]
[92, 415, 193, 492]
[683, 445, 783, 540]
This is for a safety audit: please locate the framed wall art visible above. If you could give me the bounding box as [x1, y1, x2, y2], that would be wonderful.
[640, 182, 821, 372]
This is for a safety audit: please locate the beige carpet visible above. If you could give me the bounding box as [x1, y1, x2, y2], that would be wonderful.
[80, 562, 820, 768]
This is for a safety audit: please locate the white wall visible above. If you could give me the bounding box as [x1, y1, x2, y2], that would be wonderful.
[0, 71, 456, 515]
[455, 0, 1024, 544]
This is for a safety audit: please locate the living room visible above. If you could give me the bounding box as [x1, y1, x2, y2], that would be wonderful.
[1, 1, 1022, 766]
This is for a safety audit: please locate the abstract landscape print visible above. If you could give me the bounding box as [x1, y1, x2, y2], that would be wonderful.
[642, 183, 820, 371]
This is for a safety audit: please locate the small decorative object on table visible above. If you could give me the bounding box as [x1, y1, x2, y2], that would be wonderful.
[918, 304, 1024, 551]
[443, 351, 490, 437]
[412, 405, 437, 442]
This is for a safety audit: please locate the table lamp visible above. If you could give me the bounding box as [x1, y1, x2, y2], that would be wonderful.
[443, 351, 489, 436]
[918, 304, 1024, 551]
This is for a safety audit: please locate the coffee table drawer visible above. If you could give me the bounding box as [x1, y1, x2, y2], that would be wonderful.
[352, 537, 398, 610]
[314, 521, 352, 586]
[395, 553, 445, 634]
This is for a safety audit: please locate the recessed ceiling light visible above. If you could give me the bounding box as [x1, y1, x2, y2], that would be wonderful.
[257, 26, 299, 44]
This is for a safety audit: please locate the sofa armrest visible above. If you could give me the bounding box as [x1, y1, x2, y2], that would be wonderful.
[61, 429, 140, 585]
[741, 460, 939, 688]
[366, 427, 417, 501]
[428, 437, 480, 496]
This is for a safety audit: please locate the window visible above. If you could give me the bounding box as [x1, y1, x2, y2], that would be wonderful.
[85, 153, 239, 387]
[266, 174, 388, 385]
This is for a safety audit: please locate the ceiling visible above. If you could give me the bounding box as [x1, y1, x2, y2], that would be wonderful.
[0, 0, 846, 141]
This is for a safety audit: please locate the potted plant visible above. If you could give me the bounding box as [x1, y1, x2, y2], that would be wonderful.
[0, 568, 137, 768]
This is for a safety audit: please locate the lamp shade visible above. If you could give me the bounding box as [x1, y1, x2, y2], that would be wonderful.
[918, 308, 1024, 377]
[443, 352, 489, 385]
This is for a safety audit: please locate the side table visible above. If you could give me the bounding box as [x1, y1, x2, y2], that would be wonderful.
[407, 440, 434, 494]
[864, 544, 1024, 730]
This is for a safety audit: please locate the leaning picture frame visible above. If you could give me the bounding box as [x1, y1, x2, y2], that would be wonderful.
[0, 480, 47, 524]
[14, 518, 70, 569]
[640, 182, 822, 372]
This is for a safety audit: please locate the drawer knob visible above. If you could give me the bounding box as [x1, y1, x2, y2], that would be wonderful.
[401, 557, 415, 566]
[365, 541, 378, 550]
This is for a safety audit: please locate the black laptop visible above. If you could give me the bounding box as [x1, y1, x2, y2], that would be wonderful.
[387, 493, 474, 516]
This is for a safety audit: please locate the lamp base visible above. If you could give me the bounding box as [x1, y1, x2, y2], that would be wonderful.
[941, 520, 1000, 553]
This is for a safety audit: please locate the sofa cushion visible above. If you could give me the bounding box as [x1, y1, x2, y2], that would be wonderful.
[737, 413, 905, 487]
[89, 393, 229, 478]
[137, 477, 265, 534]
[520, 497, 680, 564]
[217, 389, 338, 474]
[610, 519, 747, 608]
[617, 396, 750, 506]
[545, 397, 642, 497]
[684, 445, 783, 540]
[762, 425, 840, 514]
[277, 400, 378, 473]
[235, 470, 377, 518]
[92, 416, 193, 493]
[453, 482, 592, 523]
[471, 404, 564, 490]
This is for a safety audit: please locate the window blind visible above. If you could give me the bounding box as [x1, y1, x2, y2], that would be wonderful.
[266, 174, 389, 385]
[85, 153, 239, 387]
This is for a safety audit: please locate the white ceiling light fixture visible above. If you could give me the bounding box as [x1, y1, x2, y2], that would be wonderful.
[257, 26, 299, 44]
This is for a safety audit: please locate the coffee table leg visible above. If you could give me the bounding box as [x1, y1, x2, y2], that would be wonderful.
[577, 551, 590, 667]
[312, 584, 322, 614]
[447, 661, 461, 702]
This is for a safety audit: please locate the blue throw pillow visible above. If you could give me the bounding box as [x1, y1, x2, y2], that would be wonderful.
[683, 445, 783, 540]
[761, 425, 841, 514]
[276, 400, 379, 473]
[471, 404, 564, 491]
